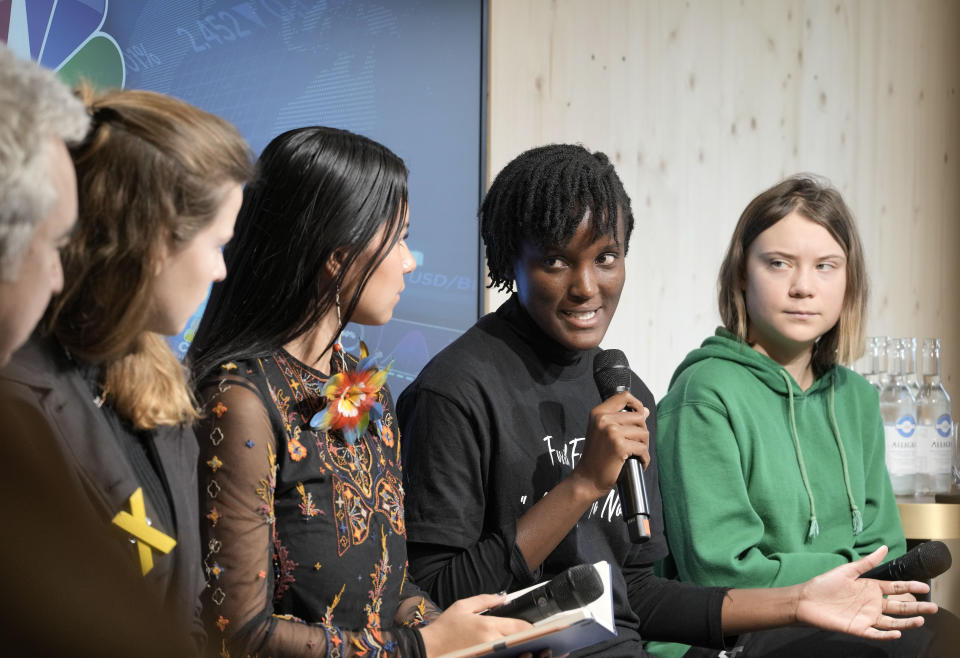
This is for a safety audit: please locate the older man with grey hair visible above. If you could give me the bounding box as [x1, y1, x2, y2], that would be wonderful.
[0, 43, 89, 365]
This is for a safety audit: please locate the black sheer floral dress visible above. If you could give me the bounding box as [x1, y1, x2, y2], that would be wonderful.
[196, 349, 440, 658]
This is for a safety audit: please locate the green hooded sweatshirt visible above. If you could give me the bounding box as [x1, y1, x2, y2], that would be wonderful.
[646, 329, 906, 658]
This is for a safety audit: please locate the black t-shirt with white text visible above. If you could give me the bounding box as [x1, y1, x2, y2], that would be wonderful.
[399, 295, 726, 657]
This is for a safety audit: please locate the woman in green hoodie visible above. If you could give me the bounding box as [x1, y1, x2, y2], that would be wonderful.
[651, 175, 913, 656]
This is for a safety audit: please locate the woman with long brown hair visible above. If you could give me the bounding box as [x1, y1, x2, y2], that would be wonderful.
[0, 87, 252, 649]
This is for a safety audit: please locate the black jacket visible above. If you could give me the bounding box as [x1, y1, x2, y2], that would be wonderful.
[0, 333, 205, 647]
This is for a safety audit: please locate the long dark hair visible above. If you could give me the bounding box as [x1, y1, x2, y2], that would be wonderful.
[188, 126, 408, 383]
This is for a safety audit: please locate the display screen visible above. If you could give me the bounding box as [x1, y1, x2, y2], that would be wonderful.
[4, 0, 484, 392]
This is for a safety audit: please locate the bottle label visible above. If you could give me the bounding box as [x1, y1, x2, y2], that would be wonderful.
[917, 426, 953, 476]
[936, 414, 953, 438]
[895, 415, 917, 437]
[885, 421, 917, 476]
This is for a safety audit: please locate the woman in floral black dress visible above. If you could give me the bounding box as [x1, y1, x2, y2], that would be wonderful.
[188, 127, 528, 658]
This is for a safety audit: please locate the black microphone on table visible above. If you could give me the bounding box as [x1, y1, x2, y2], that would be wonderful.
[860, 540, 952, 581]
[593, 349, 651, 544]
[481, 564, 603, 623]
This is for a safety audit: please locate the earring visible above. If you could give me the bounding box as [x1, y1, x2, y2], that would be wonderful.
[333, 285, 346, 371]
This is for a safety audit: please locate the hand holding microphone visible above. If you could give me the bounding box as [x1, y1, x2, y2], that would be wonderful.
[588, 349, 651, 543]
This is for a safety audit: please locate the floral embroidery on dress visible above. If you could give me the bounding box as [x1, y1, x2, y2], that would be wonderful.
[364, 528, 391, 630]
[296, 481, 323, 519]
[269, 383, 295, 433]
[327, 435, 374, 497]
[255, 442, 277, 523]
[203, 532, 225, 607]
[380, 409, 402, 466]
[333, 476, 374, 555]
[276, 351, 326, 403]
[375, 471, 405, 535]
[288, 433, 307, 462]
[273, 535, 298, 602]
[200, 353, 420, 657]
[380, 423, 395, 449]
[411, 597, 429, 626]
[323, 583, 346, 625]
[268, 374, 315, 464]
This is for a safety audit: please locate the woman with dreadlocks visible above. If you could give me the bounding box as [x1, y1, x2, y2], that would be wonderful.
[397, 144, 937, 657]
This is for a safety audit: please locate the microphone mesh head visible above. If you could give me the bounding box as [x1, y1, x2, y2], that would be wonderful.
[917, 541, 952, 579]
[593, 349, 631, 399]
[550, 564, 604, 611]
[593, 349, 629, 373]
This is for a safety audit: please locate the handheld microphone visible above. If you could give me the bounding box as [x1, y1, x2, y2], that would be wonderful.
[593, 349, 651, 544]
[481, 564, 603, 623]
[860, 541, 952, 581]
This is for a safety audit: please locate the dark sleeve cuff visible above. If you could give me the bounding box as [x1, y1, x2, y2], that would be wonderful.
[709, 587, 734, 650]
[501, 520, 541, 589]
[629, 563, 731, 648]
[408, 526, 541, 609]
[408, 627, 427, 658]
[674, 585, 730, 649]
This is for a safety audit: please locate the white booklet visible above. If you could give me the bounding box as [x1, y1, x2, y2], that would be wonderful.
[438, 561, 617, 658]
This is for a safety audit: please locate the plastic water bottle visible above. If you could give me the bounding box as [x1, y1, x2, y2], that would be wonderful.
[864, 337, 884, 391]
[879, 338, 917, 495]
[876, 336, 891, 389]
[903, 337, 921, 398]
[916, 338, 953, 495]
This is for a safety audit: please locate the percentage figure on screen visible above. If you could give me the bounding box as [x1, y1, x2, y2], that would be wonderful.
[124, 43, 161, 72]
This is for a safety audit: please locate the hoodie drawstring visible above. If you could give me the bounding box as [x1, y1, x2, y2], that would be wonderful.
[780, 370, 820, 542]
[827, 378, 864, 535]
[779, 370, 863, 542]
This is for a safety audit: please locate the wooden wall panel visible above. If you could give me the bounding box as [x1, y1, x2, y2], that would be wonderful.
[486, 0, 960, 402]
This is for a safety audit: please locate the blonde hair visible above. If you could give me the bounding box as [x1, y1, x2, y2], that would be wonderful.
[718, 174, 867, 376]
[47, 87, 252, 429]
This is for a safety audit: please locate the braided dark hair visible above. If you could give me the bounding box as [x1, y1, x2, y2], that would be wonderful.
[480, 144, 634, 292]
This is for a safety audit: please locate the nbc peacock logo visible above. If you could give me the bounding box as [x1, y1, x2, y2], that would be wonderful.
[1, 0, 124, 89]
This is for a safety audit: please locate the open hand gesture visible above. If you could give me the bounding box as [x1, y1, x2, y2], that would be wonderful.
[795, 545, 938, 640]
